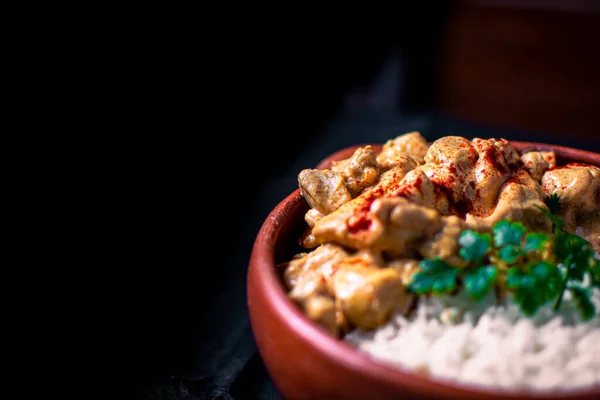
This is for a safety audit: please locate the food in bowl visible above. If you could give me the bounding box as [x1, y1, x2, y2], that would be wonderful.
[279, 132, 600, 392]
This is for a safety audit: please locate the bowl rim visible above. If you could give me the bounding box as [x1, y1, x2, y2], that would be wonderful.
[249, 140, 600, 400]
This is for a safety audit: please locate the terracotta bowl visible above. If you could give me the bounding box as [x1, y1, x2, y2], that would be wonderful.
[247, 141, 600, 400]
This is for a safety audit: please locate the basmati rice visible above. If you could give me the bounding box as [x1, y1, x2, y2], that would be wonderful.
[345, 270, 600, 391]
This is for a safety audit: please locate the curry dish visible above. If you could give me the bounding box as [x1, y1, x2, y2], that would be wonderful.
[280, 132, 600, 337]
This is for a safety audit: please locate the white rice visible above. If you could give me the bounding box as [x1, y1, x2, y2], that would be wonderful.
[345, 270, 600, 392]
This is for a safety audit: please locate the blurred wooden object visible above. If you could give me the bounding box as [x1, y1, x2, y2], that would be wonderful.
[434, 0, 600, 139]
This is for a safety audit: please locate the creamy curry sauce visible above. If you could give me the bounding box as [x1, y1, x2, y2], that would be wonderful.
[280, 133, 600, 337]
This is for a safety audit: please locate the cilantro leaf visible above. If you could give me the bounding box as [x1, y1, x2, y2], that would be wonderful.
[493, 220, 525, 247]
[570, 286, 595, 321]
[556, 233, 593, 281]
[544, 193, 561, 214]
[498, 246, 520, 263]
[530, 261, 563, 295]
[408, 258, 459, 295]
[523, 232, 549, 253]
[590, 258, 600, 288]
[459, 230, 491, 262]
[506, 267, 534, 289]
[506, 262, 563, 316]
[537, 205, 565, 233]
[464, 265, 497, 301]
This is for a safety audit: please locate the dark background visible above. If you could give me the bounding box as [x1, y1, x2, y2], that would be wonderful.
[124, 2, 600, 399]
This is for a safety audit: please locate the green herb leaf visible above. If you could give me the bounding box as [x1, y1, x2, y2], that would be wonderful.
[464, 265, 497, 301]
[570, 286, 595, 321]
[544, 193, 561, 214]
[523, 232, 549, 253]
[506, 267, 534, 289]
[459, 230, 491, 262]
[498, 246, 520, 263]
[493, 220, 525, 247]
[408, 258, 460, 295]
[531, 261, 563, 295]
[590, 258, 600, 288]
[556, 233, 594, 281]
[537, 206, 565, 232]
[506, 262, 563, 316]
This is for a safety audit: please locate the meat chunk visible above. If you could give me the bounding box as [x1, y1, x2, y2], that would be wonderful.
[470, 138, 522, 217]
[299, 209, 324, 248]
[522, 151, 556, 182]
[330, 255, 409, 329]
[576, 216, 600, 253]
[420, 137, 525, 218]
[541, 163, 600, 220]
[283, 243, 350, 289]
[313, 197, 443, 258]
[424, 136, 478, 174]
[309, 165, 419, 248]
[541, 163, 600, 249]
[377, 131, 429, 168]
[283, 244, 351, 335]
[387, 258, 421, 285]
[298, 169, 352, 215]
[395, 167, 450, 213]
[304, 295, 337, 334]
[370, 197, 444, 257]
[417, 215, 468, 268]
[421, 136, 479, 216]
[288, 277, 337, 334]
[467, 170, 552, 233]
[331, 145, 380, 197]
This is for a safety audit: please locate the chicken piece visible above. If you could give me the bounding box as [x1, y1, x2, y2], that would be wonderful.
[424, 136, 479, 175]
[331, 145, 380, 197]
[395, 167, 450, 213]
[541, 163, 600, 229]
[305, 208, 323, 228]
[492, 137, 522, 166]
[467, 170, 552, 233]
[299, 230, 319, 249]
[541, 163, 600, 247]
[377, 131, 429, 168]
[313, 197, 443, 258]
[284, 244, 351, 335]
[288, 276, 337, 335]
[420, 136, 479, 217]
[373, 197, 444, 257]
[299, 209, 324, 248]
[522, 151, 556, 182]
[576, 214, 600, 253]
[330, 255, 408, 329]
[421, 137, 527, 219]
[283, 243, 349, 289]
[304, 296, 337, 335]
[387, 258, 421, 286]
[310, 165, 419, 247]
[334, 297, 352, 335]
[298, 169, 352, 215]
[417, 215, 468, 267]
[470, 138, 523, 217]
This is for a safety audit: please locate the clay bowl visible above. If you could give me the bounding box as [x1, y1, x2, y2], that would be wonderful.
[247, 141, 600, 400]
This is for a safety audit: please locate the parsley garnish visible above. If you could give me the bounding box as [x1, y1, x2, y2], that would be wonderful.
[407, 258, 460, 295]
[464, 265, 497, 301]
[408, 194, 598, 320]
[544, 193, 561, 215]
[459, 230, 490, 262]
[506, 262, 562, 316]
[570, 286, 595, 320]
